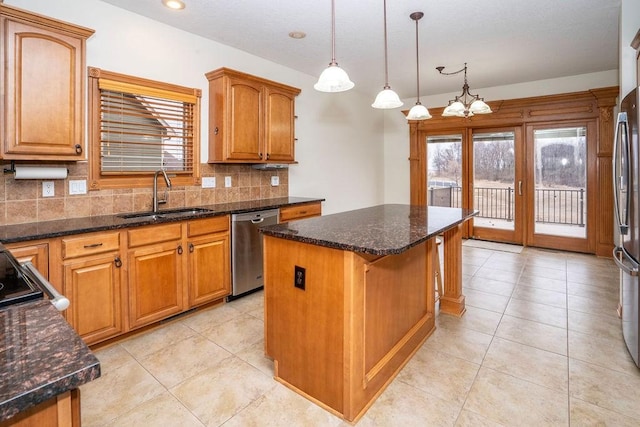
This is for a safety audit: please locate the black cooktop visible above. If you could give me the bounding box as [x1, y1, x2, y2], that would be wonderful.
[0, 246, 43, 308]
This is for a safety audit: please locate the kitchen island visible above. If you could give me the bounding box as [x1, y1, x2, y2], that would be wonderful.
[261, 204, 475, 422]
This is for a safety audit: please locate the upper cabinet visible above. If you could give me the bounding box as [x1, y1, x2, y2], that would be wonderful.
[206, 68, 300, 164]
[0, 4, 94, 160]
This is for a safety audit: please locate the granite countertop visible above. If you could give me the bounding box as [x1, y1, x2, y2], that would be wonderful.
[260, 204, 477, 256]
[0, 197, 323, 244]
[0, 300, 100, 421]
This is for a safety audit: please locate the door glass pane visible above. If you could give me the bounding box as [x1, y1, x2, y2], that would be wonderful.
[426, 135, 462, 207]
[473, 131, 515, 231]
[533, 127, 587, 238]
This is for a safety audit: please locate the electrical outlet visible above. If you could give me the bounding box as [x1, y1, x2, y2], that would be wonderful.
[224, 176, 232, 187]
[202, 177, 216, 188]
[69, 179, 87, 195]
[271, 176, 279, 186]
[42, 181, 55, 198]
[294, 265, 306, 290]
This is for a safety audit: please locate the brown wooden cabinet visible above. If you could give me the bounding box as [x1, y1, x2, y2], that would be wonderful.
[61, 232, 124, 345]
[127, 223, 185, 329]
[187, 216, 231, 306]
[0, 4, 94, 160]
[279, 202, 322, 222]
[206, 68, 300, 164]
[0, 390, 79, 427]
[6, 241, 49, 280]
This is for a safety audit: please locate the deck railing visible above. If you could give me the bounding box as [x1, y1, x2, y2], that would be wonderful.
[427, 186, 585, 226]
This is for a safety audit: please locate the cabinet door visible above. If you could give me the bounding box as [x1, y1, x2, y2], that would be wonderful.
[64, 254, 124, 345]
[265, 88, 296, 162]
[128, 241, 184, 329]
[2, 19, 86, 159]
[226, 77, 264, 161]
[188, 232, 230, 306]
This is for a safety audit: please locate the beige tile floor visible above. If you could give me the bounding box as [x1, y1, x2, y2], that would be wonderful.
[80, 245, 640, 426]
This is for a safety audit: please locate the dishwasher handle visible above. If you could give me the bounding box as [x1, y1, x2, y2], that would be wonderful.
[251, 218, 265, 224]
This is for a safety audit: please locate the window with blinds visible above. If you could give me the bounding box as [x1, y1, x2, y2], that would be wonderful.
[88, 68, 201, 189]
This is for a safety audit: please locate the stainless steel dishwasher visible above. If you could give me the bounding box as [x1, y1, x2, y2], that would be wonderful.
[230, 209, 279, 300]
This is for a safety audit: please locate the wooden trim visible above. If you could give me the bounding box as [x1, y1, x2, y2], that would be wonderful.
[0, 3, 94, 39]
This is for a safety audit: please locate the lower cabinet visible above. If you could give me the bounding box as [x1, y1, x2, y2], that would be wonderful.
[60, 231, 124, 345]
[127, 223, 185, 329]
[6, 241, 49, 281]
[64, 254, 124, 345]
[46, 214, 231, 345]
[187, 216, 230, 306]
[128, 240, 185, 329]
[279, 202, 322, 222]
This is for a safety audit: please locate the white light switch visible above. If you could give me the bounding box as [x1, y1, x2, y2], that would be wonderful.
[224, 176, 232, 187]
[69, 179, 87, 195]
[271, 176, 279, 186]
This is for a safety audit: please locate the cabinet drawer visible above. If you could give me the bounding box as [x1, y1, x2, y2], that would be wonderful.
[279, 203, 321, 222]
[128, 223, 182, 248]
[62, 232, 120, 259]
[187, 215, 229, 238]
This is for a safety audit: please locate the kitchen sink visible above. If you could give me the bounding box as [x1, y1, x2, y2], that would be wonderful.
[118, 207, 214, 220]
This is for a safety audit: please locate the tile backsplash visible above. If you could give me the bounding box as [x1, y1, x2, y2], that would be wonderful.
[0, 162, 288, 226]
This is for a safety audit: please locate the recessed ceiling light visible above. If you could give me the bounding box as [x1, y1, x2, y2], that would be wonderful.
[162, 0, 185, 10]
[288, 31, 306, 39]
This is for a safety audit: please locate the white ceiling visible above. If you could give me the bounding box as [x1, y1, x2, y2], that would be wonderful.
[98, 0, 621, 100]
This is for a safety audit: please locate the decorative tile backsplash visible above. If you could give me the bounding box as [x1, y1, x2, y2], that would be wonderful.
[0, 162, 288, 225]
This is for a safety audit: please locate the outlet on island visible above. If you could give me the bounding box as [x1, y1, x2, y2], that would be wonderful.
[294, 265, 306, 290]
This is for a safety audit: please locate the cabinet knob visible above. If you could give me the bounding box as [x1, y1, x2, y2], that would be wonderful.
[214, 127, 219, 135]
[177, 245, 183, 255]
[114, 256, 122, 268]
[189, 243, 194, 253]
[75, 144, 83, 155]
[259, 152, 263, 159]
[266, 153, 270, 160]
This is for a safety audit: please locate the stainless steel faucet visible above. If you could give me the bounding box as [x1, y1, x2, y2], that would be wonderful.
[153, 169, 172, 212]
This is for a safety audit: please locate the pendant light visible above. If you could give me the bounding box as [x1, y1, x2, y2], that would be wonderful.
[406, 11, 431, 120]
[314, 0, 354, 92]
[372, 0, 402, 109]
[436, 63, 491, 118]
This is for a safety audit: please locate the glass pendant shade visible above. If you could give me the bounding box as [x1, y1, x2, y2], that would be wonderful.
[314, 63, 354, 92]
[442, 101, 466, 117]
[469, 99, 492, 114]
[372, 88, 403, 109]
[406, 102, 432, 120]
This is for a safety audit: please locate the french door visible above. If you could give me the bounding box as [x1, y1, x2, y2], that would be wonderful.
[525, 121, 596, 252]
[470, 128, 524, 244]
[425, 123, 594, 251]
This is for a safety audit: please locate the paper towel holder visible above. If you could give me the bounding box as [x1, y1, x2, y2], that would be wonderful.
[3, 161, 69, 178]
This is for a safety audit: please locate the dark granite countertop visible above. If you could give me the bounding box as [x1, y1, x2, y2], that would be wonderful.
[0, 300, 100, 421]
[0, 197, 323, 244]
[260, 204, 477, 255]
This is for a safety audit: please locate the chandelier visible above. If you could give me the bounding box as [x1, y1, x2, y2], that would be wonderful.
[436, 63, 491, 117]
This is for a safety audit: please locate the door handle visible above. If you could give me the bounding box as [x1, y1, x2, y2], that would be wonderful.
[613, 112, 630, 235]
[518, 181, 522, 196]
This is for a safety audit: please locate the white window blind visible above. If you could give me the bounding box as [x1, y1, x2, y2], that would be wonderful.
[99, 86, 195, 174]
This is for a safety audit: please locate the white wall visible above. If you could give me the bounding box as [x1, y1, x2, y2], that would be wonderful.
[4, 0, 385, 215]
[383, 70, 619, 205]
[620, 0, 640, 97]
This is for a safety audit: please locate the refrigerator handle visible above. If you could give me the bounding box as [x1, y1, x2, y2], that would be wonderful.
[613, 247, 639, 276]
[613, 112, 630, 235]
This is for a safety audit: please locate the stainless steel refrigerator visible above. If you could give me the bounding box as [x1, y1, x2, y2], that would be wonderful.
[613, 87, 640, 368]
